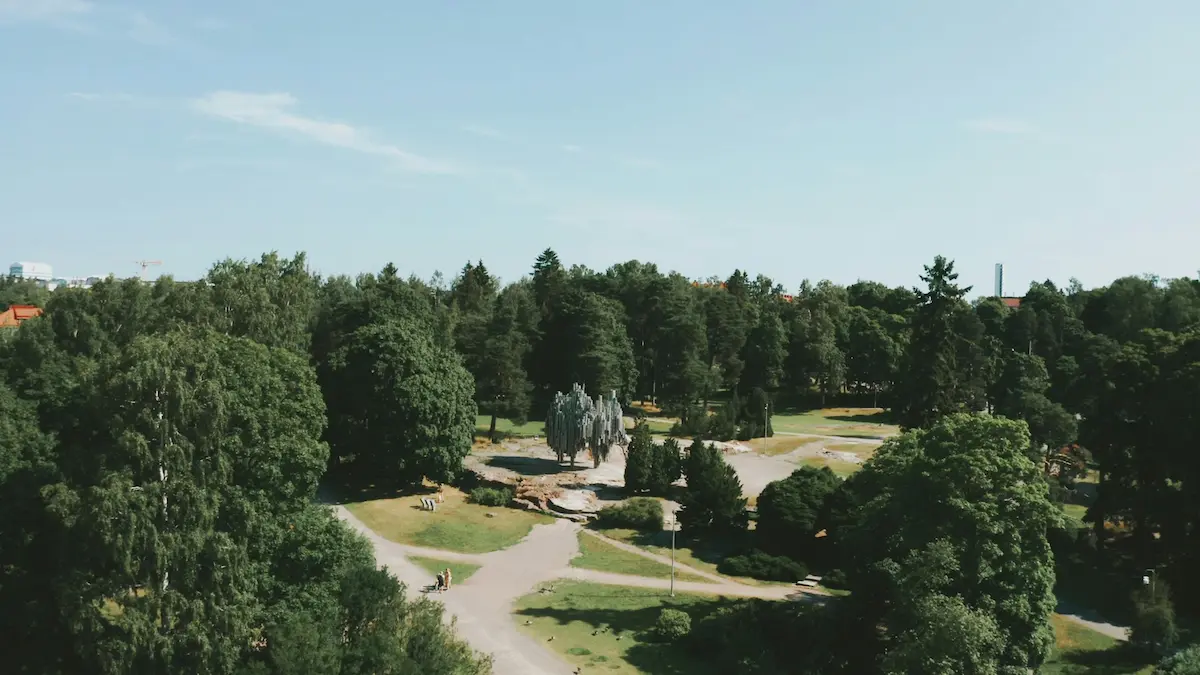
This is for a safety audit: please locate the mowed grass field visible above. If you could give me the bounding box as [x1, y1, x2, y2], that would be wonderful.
[516, 586, 1156, 675]
[514, 581, 739, 675]
[798, 456, 862, 478]
[1043, 614, 1153, 674]
[770, 407, 899, 438]
[572, 531, 708, 582]
[477, 407, 898, 442]
[593, 527, 777, 587]
[344, 487, 553, 554]
[474, 415, 545, 438]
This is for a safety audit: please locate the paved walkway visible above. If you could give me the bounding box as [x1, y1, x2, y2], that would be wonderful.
[1056, 600, 1129, 642]
[337, 504, 1124, 674]
[336, 505, 578, 675]
[335, 505, 825, 675]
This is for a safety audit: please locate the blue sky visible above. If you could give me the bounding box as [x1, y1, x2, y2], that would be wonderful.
[3, 1, 1198, 296]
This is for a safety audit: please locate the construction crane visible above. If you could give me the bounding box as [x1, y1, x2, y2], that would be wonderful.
[135, 260, 163, 280]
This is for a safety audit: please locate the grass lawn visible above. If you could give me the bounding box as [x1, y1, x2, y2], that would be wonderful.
[1042, 614, 1154, 674]
[594, 527, 776, 587]
[1063, 503, 1089, 528]
[514, 581, 740, 675]
[572, 532, 708, 582]
[749, 434, 823, 455]
[771, 407, 898, 438]
[344, 487, 554, 554]
[799, 456, 862, 478]
[407, 555, 481, 584]
[474, 415, 545, 438]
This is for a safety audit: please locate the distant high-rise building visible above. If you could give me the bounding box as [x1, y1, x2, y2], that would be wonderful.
[994, 263, 1004, 298]
[8, 261, 53, 281]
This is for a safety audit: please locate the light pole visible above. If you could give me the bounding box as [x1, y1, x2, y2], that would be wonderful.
[763, 403, 768, 451]
[667, 511, 679, 597]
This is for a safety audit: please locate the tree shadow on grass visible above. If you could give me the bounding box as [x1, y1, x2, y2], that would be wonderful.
[600, 527, 749, 570]
[320, 464, 436, 504]
[1052, 643, 1154, 674]
[485, 455, 572, 476]
[824, 412, 894, 425]
[515, 596, 736, 675]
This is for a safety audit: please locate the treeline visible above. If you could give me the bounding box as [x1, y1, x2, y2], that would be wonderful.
[3, 248, 1199, 671]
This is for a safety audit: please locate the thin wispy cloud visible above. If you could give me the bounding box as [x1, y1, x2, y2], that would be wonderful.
[559, 144, 583, 153]
[3, 1, 188, 48]
[0, 0, 92, 23]
[191, 91, 457, 175]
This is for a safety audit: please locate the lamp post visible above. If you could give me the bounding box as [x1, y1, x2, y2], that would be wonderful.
[667, 511, 679, 597]
[763, 403, 768, 451]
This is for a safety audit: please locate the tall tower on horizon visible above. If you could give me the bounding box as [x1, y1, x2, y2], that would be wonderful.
[994, 263, 1004, 298]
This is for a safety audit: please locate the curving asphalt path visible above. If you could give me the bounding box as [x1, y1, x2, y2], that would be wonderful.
[334, 505, 824, 675]
[336, 503, 1125, 675]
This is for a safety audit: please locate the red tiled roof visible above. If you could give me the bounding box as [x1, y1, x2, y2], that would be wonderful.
[1001, 297, 1021, 309]
[0, 305, 43, 328]
[11, 305, 42, 320]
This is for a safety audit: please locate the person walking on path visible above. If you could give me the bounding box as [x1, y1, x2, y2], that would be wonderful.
[444, 567, 453, 591]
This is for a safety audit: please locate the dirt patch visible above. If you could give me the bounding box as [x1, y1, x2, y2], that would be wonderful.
[814, 449, 863, 464]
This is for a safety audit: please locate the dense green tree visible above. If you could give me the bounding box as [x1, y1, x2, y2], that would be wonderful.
[844, 307, 902, 406]
[623, 421, 655, 493]
[836, 414, 1058, 670]
[625, 431, 681, 496]
[880, 591, 1005, 675]
[40, 329, 328, 674]
[1131, 580, 1179, 656]
[531, 248, 566, 318]
[323, 320, 477, 485]
[701, 285, 748, 405]
[206, 252, 319, 353]
[477, 282, 535, 442]
[895, 256, 975, 429]
[0, 382, 64, 673]
[679, 438, 747, 535]
[1159, 277, 1200, 332]
[1081, 275, 1163, 342]
[0, 275, 51, 309]
[1155, 645, 1200, 675]
[755, 466, 840, 559]
[540, 287, 637, 400]
[739, 307, 787, 394]
[449, 261, 499, 384]
[599, 260, 664, 401]
[990, 350, 1078, 455]
[737, 387, 774, 440]
[652, 275, 709, 416]
[649, 438, 684, 495]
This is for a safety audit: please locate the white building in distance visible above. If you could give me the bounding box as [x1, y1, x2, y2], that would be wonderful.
[8, 262, 105, 290]
[9, 261, 53, 281]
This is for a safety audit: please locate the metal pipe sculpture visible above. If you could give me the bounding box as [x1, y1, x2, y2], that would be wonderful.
[546, 384, 629, 468]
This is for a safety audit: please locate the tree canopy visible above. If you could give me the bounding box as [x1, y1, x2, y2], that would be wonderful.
[5, 246, 1200, 672]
